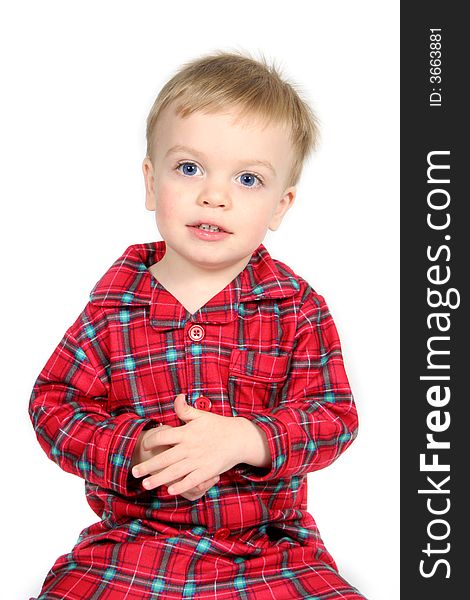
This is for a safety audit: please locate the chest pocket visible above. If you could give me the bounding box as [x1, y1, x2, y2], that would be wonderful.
[227, 349, 290, 414]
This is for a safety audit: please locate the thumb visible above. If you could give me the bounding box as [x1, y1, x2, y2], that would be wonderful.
[174, 393, 199, 422]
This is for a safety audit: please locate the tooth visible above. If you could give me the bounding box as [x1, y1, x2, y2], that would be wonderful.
[198, 223, 220, 231]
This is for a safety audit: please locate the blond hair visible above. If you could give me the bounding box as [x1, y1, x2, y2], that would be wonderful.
[145, 49, 320, 187]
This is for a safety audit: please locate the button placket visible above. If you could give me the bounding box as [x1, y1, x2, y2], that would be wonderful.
[185, 323, 208, 411]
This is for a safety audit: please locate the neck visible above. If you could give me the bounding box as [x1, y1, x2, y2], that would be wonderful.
[151, 246, 253, 289]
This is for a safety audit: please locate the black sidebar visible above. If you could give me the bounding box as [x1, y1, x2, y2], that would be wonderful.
[401, 3, 467, 598]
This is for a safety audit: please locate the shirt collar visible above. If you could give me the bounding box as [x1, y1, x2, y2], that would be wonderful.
[89, 241, 300, 328]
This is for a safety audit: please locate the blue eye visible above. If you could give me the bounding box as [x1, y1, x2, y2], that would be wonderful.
[239, 173, 263, 188]
[177, 162, 199, 176]
[176, 162, 263, 187]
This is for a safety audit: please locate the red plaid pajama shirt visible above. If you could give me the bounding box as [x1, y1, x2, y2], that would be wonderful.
[29, 241, 365, 599]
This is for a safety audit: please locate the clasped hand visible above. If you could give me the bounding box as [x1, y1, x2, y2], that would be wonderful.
[131, 394, 245, 497]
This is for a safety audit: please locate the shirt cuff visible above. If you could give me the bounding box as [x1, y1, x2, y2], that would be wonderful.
[103, 415, 159, 496]
[232, 412, 291, 481]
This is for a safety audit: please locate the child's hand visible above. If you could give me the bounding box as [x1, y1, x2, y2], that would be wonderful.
[131, 394, 245, 496]
[131, 425, 220, 500]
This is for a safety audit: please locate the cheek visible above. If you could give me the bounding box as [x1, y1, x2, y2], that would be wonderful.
[155, 185, 183, 221]
[238, 201, 273, 232]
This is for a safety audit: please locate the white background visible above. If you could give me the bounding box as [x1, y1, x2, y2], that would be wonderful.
[0, 1, 399, 598]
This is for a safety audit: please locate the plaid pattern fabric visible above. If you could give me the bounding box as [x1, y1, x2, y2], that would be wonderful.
[29, 241, 364, 599]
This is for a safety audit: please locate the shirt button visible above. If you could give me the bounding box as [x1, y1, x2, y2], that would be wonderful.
[213, 527, 231, 540]
[188, 324, 205, 342]
[195, 396, 212, 411]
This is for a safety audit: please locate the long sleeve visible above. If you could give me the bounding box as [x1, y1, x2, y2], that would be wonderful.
[28, 302, 157, 496]
[234, 291, 359, 482]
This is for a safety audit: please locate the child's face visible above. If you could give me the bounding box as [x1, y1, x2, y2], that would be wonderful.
[142, 102, 297, 272]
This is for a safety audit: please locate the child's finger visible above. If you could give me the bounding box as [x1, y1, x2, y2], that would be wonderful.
[143, 426, 182, 451]
[166, 469, 213, 494]
[132, 444, 184, 478]
[178, 475, 221, 501]
[171, 474, 219, 492]
[197, 475, 220, 490]
[143, 459, 196, 491]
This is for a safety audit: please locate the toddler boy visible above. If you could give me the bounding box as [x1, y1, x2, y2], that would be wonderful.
[30, 50, 366, 599]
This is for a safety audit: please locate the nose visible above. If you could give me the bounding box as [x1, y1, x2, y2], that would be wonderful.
[197, 181, 231, 209]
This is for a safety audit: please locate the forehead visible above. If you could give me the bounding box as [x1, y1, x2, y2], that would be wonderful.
[154, 103, 293, 166]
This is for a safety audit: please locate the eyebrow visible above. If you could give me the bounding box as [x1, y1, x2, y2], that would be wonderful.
[165, 144, 276, 175]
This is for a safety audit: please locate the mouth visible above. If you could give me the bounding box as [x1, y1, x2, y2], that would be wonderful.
[187, 221, 232, 234]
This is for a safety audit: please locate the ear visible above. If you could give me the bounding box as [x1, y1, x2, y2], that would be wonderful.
[142, 157, 156, 211]
[268, 186, 297, 231]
